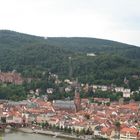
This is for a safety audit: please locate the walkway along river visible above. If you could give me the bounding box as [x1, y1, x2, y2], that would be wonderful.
[1, 131, 65, 140]
[0, 128, 93, 140]
[0, 127, 91, 140]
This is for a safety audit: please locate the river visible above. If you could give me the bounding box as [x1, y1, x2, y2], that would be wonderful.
[1, 131, 65, 140]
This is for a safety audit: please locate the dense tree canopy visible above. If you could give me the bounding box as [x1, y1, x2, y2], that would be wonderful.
[0, 30, 140, 101]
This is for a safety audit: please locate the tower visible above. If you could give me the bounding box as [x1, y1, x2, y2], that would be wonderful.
[124, 77, 129, 85]
[74, 90, 81, 112]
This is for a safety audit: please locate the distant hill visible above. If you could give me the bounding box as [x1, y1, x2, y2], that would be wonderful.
[0, 30, 140, 85]
[46, 37, 140, 60]
[0, 30, 43, 47]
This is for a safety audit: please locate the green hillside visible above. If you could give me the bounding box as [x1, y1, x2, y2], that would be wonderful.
[46, 37, 140, 60]
[0, 30, 140, 86]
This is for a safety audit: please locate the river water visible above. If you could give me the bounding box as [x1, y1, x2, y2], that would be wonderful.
[1, 131, 64, 140]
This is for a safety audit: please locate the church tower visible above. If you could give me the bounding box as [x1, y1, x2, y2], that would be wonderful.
[74, 90, 81, 112]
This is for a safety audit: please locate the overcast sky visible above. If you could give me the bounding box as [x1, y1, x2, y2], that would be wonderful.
[0, 0, 140, 46]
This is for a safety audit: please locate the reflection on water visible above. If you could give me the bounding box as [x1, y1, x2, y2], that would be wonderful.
[1, 131, 64, 140]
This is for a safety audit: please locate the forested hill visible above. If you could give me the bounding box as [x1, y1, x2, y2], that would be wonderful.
[0, 30, 140, 85]
[0, 30, 45, 48]
[46, 37, 140, 60]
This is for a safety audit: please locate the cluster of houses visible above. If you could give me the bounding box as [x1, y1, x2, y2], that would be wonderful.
[0, 71, 140, 139]
[0, 95, 140, 139]
[0, 71, 138, 100]
[64, 79, 135, 98]
[92, 84, 133, 98]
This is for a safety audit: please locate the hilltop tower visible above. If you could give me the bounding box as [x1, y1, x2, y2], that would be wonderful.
[74, 89, 81, 112]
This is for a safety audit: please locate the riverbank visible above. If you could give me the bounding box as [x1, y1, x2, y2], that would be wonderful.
[17, 128, 89, 140]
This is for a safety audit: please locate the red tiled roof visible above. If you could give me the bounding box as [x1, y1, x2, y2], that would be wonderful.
[121, 127, 138, 135]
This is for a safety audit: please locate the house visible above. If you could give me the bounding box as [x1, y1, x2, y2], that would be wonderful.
[120, 127, 139, 140]
[115, 87, 124, 92]
[47, 88, 54, 94]
[93, 85, 98, 92]
[100, 127, 115, 139]
[73, 124, 85, 131]
[36, 114, 49, 123]
[123, 89, 131, 98]
[55, 79, 61, 84]
[123, 89, 131, 93]
[93, 85, 108, 92]
[48, 117, 59, 126]
[93, 85, 98, 89]
[64, 79, 72, 84]
[65, 86, 72, 93]
[123, 92, 131, 98]
[100, 86, 108, 91]
[83, 84, 89, 93]
[87, 53, 96, 57]
[6, 116, 23, 124]
[35, 89, 40, 96]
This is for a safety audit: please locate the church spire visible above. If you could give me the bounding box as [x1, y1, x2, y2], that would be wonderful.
[74, 89, 81, 112]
